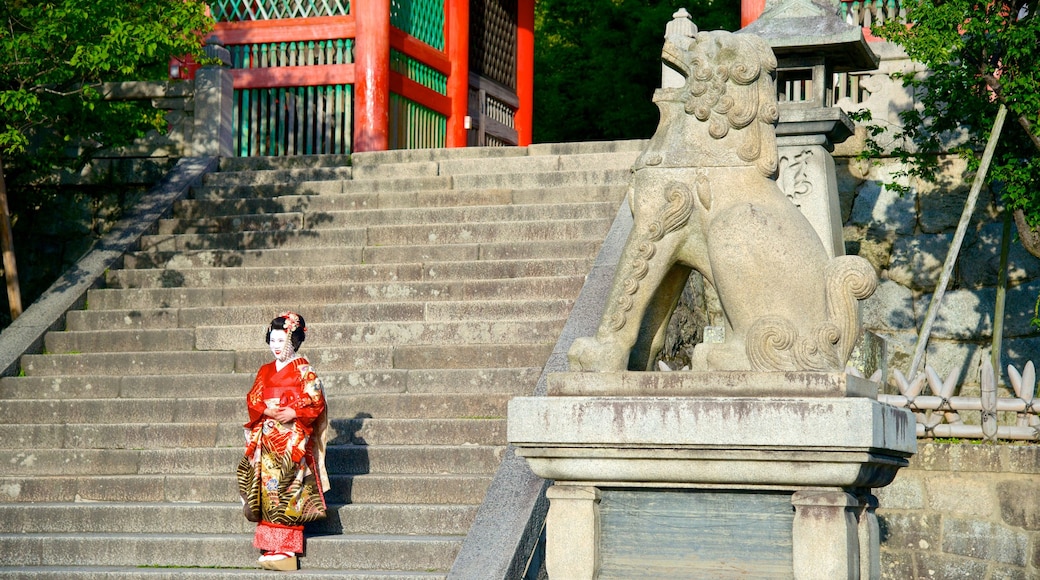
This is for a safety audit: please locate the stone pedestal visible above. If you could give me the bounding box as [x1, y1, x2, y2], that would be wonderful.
[508, 372, 916, 579]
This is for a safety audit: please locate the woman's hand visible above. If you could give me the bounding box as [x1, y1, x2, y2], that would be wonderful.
[265, 406, 297, 423]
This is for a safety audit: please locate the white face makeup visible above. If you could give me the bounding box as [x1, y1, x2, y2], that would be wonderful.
[269, 329, 294, 362]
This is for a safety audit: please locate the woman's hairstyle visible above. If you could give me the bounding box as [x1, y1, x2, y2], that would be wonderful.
[265, 311, 307, 350]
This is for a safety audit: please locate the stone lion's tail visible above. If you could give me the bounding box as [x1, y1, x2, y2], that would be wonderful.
[746, 256, 877, 371]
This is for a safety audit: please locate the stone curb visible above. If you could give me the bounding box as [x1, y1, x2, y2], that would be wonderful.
[0, 157, 217, 377]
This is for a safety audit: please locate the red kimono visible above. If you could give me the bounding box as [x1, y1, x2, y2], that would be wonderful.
[237, 357, 329, 554]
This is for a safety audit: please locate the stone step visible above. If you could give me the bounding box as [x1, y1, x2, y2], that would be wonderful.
[139, 217, 607, 254]
[86, 276, 584, 310]
[45, 319, 562, 353]
[0, 417, 504, 450]
[0, 502, 478, 536]
[0, 568, 446, 580]
[192, 168, 628, 202]
[364, 218, 609, 246]
[105, 260, 592, 290]
[195, 319, 564, 350]
[44, 328, 195, 354]
[435, 150, 638, 176]
[219, 153, 353, 172]
[0, 394, 511, 425]
[202, 165, 354, 186]
[172, 184, 626, 219]
[122, 238, 605, 269]
[0, 473, 491, 505]
[19, 351, 237, 377]
[192, 176, 453, 200]
[349, 146, 527, 169]
[157, 201, 616, 235]
[0, 532, 461, 571]
[0, 367, 540, 400]
[0, 444, 505, 476]
[136, 227, 366, 253]
[451, 168, 631, 190]
[68, 300, 549, 331]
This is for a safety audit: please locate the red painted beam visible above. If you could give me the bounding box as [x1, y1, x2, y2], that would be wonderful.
[516, 0, 534, 146]
[231, 64, 355, 89]
[444, 0, 469, 147]
[210, 16, 356, 45]
[390, 72, 451, 116]
[389, 28, 451, 76]
[353, 0, 391, 152]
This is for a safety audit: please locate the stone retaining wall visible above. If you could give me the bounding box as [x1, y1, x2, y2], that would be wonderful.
[834, 42, 1040, 395]
[877, 442, 1040, 579]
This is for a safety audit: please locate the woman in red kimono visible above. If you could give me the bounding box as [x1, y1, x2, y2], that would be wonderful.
[237, 312, 329, 571]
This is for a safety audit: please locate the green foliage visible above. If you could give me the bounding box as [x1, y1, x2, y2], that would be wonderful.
[864, 0, 1040, 228]
[0, 0, 213, 168]
[533, 0, 740, 143]
[0, 0, 213, 326]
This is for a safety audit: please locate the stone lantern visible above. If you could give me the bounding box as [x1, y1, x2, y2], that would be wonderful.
[741, 0, 879, 258]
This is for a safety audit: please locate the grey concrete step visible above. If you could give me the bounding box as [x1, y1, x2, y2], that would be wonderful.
[452, 168, 631, 190]
[0, 532, 461, 571]
[193, 168, 628, 202]
[140, 217, 607, 254]
[173, 184, 626, 219]
[364, 218, 609, 246]
[0, 502, 478, 536]
[350, 160, 440, 180]
[193, 176, 453, 200]
[234, 342, 553, 372]
[0, 394, 510, 426]
[45, 319, 562, 353]
[0, 368, 539, 400]
[202, 166, 353, 186]
[136, 227, 366, 253]
[436, 150, 638, 176]
[44, 328, 195, 354]
[350, 146, 527, 167]
[105, 259, 592, 290]
[219, 153, 353, 172]
[19, 351, 237, 377]
[122, 238, 605, 269]
[0, 417, 504, 450]
[0, 473, 491, 505]
[195, 319, 563, 350]
[158, 201, 616, 235]
[0, 444, 505, 477]
[0, 568, 445, 579]
[86, 276, 585, 310]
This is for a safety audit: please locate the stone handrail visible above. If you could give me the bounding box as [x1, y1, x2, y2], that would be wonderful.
[0, 157, 217, 376]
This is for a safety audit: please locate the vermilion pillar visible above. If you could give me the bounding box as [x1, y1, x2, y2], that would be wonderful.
[741, 0, 766, 27]
[515, 0, 534, 146]
[445, 0, 469, 147]
[354, 0, 391, 151]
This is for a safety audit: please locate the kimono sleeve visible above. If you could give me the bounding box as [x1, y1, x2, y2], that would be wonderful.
[243, 368, 269, 428]
[291, 364, 326, 425]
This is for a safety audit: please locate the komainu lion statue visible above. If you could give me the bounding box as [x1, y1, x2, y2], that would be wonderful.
[568, 23, 877, 373]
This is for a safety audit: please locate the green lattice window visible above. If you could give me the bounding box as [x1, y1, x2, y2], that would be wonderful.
[210, 0, 351, 22]
[390, 49, 446, 94]
[390, 0, 444, 50]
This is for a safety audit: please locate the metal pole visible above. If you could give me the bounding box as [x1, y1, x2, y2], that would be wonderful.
[907, 104, 1008, 381]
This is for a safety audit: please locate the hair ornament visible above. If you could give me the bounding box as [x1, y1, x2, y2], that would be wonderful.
[278, 311, 306, 334]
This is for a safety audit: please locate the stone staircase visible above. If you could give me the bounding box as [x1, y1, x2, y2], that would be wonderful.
[0, 141, 640, 578]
